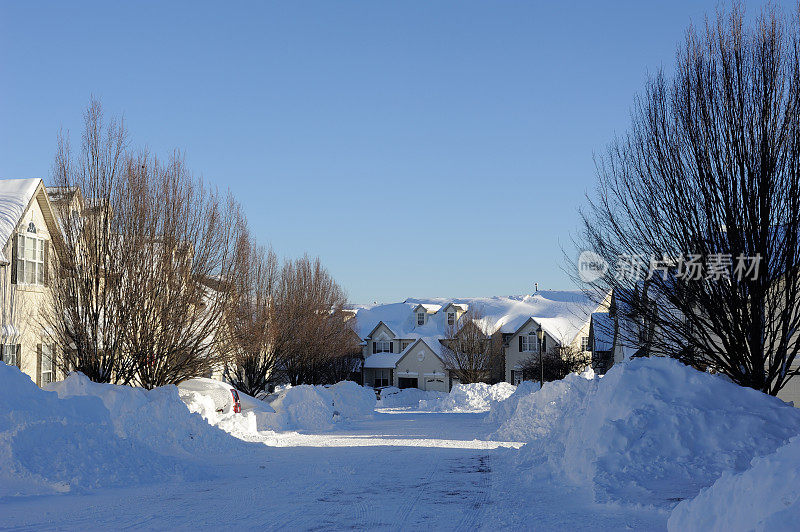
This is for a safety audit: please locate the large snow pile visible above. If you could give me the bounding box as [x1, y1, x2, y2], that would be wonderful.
[485, 380, 541, 426]
[266, 381, 376, 431]
[419, 382, 516, 412]
[47, 373, 249, 456]
[377, 386, 446, 408]
[493, 358, 800, 507]
[0, 366, 205, 496]
[668, 435, 800, 530]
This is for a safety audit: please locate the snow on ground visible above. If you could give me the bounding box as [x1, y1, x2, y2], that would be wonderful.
[3, 359, 800, 530]
[419, 382, 516, 412]
[490, 357, 800, 509]
[0, 365, 221, 497]
[668, 434, 800, 531]
[376, 386, 445, 408]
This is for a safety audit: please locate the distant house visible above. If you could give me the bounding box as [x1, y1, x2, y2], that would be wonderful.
[0, 178, 63, 386]
[355, 291, 608, 390]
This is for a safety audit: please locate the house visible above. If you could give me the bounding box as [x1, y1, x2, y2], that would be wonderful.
[355, 291, 607, 390]
[0, 178, 63, 386]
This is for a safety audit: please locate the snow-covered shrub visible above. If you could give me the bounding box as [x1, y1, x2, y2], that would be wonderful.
[668, 435, 800, 531]
[419, 382, 516, 412]
[495, 357, 800, 507]
[1, 365, 203, 496]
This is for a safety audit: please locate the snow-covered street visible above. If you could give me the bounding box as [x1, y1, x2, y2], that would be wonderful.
[0, 410, 665, 531]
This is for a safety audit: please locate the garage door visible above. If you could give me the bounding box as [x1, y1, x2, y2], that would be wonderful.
[398, 377, 418, 389]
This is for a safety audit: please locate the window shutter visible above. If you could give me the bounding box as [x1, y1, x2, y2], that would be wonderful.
[389, 342, 393, 353]
[36, 344, 42, 386]
[43, 240, 50, 286]
[372, 342, 376, 354]
[10, 234, 17, 284]
[519, 336, 523, 351]
[15, 344, 21, 369]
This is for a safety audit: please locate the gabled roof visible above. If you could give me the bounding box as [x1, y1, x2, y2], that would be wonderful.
[0, 178, 59, 261]
[363, 337, 444, 369]
[364, 320, 397, 339]
[440, 302, 467, 314]
[412, 303, 441, 314]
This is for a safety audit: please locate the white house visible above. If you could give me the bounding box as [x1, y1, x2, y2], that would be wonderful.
[355, 291, 606, 390]
[0, 178, 62, 386]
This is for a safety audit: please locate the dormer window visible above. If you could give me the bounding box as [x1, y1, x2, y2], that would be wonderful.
[447, 312, 455, 326]
[374, 340, 392, 354]
[417, 312, 425, 326]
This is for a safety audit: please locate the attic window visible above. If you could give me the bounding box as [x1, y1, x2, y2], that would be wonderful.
[447, 312, 455, 326]
[417, 313, 425, 326]
[27, 222, 36, 233]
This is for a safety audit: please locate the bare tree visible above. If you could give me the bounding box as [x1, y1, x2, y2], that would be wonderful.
[47, 98, 135, 384]
[440, 308, 503, 384]
[272, 255, 357, 385]
[119, 152, 243, 389]
[521, 343, 590, 384]
[577, 5, 800, 395]
[223, 231, 280, 396]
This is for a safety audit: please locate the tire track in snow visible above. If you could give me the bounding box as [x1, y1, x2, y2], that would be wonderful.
[390, 451, 442, 530]
[453, 453, 492, 532]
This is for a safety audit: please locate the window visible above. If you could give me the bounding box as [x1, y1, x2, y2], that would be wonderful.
[511, 370, 523, 386]
[16, 234, 46, 285]
[581, 336, 590, 352]
[520, 334, 538, 352]
[1, 344, 18, 366]
[417, 312, 425, 326]
[374, 340, 392, 354]
[40, 344, 54, 384]
[447, 312, 455, 326]
[374, 369, 390, 387]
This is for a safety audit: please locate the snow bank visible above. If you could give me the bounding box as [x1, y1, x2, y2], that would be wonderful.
[266, 381, 376, 431]
[47, 373, 248, 457]
[494, 358, 800, 507]
[377, 387, 446, 408]
[419, 382, 516, 412]
[0, 366, 205, 496]
[668, 435, 800, 531]
[485, 380, 541, 426]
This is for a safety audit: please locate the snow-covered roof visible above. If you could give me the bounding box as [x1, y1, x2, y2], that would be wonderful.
[355, 291, 600, 346]
[0, 178, 43, 254]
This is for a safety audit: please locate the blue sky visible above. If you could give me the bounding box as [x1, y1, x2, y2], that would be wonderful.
[0, 1, 777, 303]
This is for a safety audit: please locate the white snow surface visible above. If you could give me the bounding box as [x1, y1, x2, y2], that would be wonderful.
[0, 366, 226, 496]
[377, 386, 446, 408]
[668, 434, 800, 531]
[354, 291, 599, 344]
[46, 372, 248, 457]
[490, 357, 800, 507]
[264, 381, 376, 431]
[419, 382, 517, 412]
[5, 355, 800, 529]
